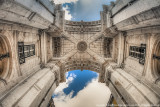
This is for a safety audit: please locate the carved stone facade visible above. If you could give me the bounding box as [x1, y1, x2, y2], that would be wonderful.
[0, 0, 160, 107]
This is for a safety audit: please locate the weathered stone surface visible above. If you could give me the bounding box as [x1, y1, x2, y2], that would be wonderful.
[0, 0, 160, 107]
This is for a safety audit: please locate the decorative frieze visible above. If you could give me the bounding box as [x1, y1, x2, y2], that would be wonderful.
[64, 60, 101, 72]
[64, 20, 102, 33]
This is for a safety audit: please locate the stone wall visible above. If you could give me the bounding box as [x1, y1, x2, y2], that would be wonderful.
[1, 64, 60, 107]
[0, 23, 41, 95]
[0, 21, 61, 107]
[0, 0, 160, 107]
[104, 26, 160, 106]
[125, 27, 160, 83]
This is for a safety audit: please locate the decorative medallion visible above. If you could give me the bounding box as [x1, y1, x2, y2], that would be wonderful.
[77, 41, 87, 52]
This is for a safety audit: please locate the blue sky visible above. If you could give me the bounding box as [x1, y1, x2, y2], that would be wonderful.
[63, 70, 98, 98]
[53, 70, 98, 98]
[53, 70, 111, 107]
[53, 0, 115, 21]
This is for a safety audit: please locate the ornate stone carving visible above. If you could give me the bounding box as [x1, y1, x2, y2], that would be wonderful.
[77, 41, 87, 52]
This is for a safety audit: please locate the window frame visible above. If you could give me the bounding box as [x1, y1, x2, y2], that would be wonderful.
[129, 44, 146, 65]
[18, 43, 35, 64]
[18, 42, 25, 64]
[24, 44, 35, 58]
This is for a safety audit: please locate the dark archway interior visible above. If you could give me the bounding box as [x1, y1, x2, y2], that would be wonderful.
[0, 37, 6, 76]
[156, 42, 160, 76]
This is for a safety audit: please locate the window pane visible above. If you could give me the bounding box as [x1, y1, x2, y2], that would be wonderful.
[18, 42, 25, 64]
[24, 45, 30, 58]
[30, 45, 35, 56]
[129, 44, 146, 65]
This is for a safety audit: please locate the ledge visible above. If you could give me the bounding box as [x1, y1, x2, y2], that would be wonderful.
[0, 0, 54, 29]
[0, 67, 57, 107]
[105, 63, 160, 106]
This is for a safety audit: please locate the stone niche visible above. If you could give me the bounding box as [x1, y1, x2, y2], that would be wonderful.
[103, 37, 113, 58]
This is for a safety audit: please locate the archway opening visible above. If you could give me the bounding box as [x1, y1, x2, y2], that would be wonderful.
[152, 40, 160, 83]
[52, 70, 111, 107]
[152, 40, 160, 79]
[156, 42, 160, 76]
[0, 36, 10, 81]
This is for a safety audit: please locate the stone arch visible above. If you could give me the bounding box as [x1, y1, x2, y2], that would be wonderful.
[0, 35, 12, 85]
[59, 60, 103, 82]
[64, 60, 101, 73]
[151, 35, 160, 83]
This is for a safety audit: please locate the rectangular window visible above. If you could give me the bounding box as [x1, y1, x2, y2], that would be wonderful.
[24, 44, 35, 58]
[139, 44, 146, 65]
[53, 37, 61, 57]
[24, 45, 30, 58]
[18, 42, 25, 64]
[18, 43, 35, 64]
[129, 44, 146, 65]
[30, 45, 35, 56]
[104, 37, 113, 58]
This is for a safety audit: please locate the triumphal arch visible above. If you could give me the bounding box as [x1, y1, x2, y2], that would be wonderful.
[0, 0, 160, 106]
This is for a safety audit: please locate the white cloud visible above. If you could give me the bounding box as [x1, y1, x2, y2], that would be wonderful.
[54, 82, 68, 94]
[53, 0, 79, 4]
[67, 76, 74, 83]
[54, 72, 76, 95]
[54, 78, 111, 107]
[66, 73, 77, 83]
[63, 5, 73, 20]
[66, 72, 69, 77]
[52, 0, 115, 21]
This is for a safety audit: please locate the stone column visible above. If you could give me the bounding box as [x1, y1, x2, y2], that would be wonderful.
[40, 31, 48, 65]
[117, 32, 125, 66]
